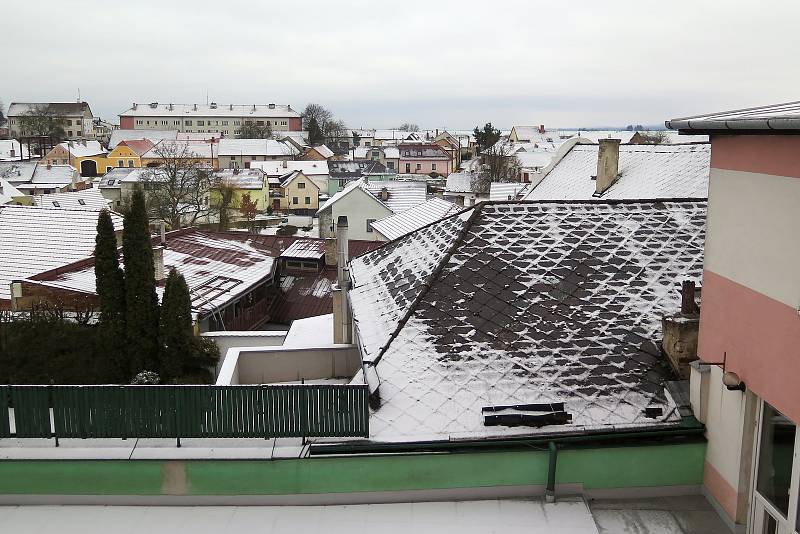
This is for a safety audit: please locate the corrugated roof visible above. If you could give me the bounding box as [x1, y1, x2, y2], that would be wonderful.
[489, 182, 531, 201]
[371, 198, 460, 241]
[348, 200, 707, 441]
[32, 187, 111, 211]
[523, 144, 710, 201]
[362, 179, 427, 213]
[667, 100, 800, 132]
[280, 239, 326, 260]
[0, 205, 123, 303]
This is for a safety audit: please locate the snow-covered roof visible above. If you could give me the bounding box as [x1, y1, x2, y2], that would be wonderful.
[516, 151, 555, 170]
[348, 200, 707, 441]
[142, 140, 217, 159]
[383, 147, 400, 159]
[29, 229, 277, 315]
[214, 168, 265, 189]
[280, 239, 326, 260]
[666, 100, 800, 132]
[249, 160, 329, 177]
[373, 130, 419, 141]
[362, 179, 427, 213]
[0, 205, 123, 302]
[488, 182, 531, 201]
[218, 138, 298, 157]
[0, 178, 24, 205]
[632, 131, 708, 144]
[31, 164, 78, 184]
[523, 144, 710, 201]
[119, 103, 300, 118]
[108, 129, 178, 149]
[59, 140, 105, 157]
[445, 172, 474, 193]
[32, 187, 111, 211]
[308, 144, 334, 159]
[98, 168, 143, 188]
[317, 177, 426, 215]
[0, 140, 33, 161]
[7, 102, 91, 117]
[371, 198, 460, 241]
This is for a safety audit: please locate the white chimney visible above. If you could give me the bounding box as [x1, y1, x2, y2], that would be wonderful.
[594, 138, 621, 196]
[332, 216, 352, 344]
[153, 246, 166, 282]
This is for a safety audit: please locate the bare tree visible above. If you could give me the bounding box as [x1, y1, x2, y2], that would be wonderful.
[471, 143, 521, 194]
[139, 142, 220, 228]
[238, 121, 272, 139]
[16, 104, 67, 140]
[324, 119, 347, 146]
[213, 179, 238, 231]
[302, 103, 333, 132]
[396, 123, 420, 132]
[635, 131, 669, 144]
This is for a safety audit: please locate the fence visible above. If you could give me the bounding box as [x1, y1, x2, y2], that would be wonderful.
[0, 384, 369, 444]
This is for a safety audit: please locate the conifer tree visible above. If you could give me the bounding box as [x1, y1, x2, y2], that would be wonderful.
[158, 269, 192, 381]
[122, 188, 160, 374]
[94, 209, 127, 381]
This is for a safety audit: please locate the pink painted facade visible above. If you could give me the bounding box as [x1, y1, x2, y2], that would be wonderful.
[399, 157, 450, 176]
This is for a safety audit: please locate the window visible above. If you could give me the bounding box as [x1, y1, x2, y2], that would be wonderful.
[222, 120, 228, 125]
[365, 141, 371, 146]
[304, 196, 310, 204]
[292, 197, 298, 205]
[234, 120, 241, 126]
[185, 120, 192, 126]
[416, 163, 422, 171]
[127, 160, 134, 167]
[68, 131, 73, 137]
[66, 120, 72, 126]
[78, 199, 86, 205]
[405, 163, 411, 173]
[146, 121, 150, 125]
[432, 163, 437, 170]
[298, 182, 305, 189]
[174, 120, 180, 125]
[136, 120, 143, 125]
[388, 161, 395, 170]
[118, 160, 124, 167]
[366, 218, 376, 232]
[756, 403, 795, 517]
[257, 120, 264, 126]
[52, 201, 60, 207]
[197, 120, 205, 126]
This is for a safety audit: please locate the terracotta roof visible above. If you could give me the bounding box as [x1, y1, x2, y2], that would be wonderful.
[118, 139, 155, 156]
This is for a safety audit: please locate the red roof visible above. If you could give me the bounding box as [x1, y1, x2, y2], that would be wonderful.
[118, 139, 155, 156]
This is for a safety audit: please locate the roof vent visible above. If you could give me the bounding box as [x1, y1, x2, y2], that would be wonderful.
[230, 104, 233, 111]
[149, 102, 158, 109]
[268, 103, 276, 109]
[482, 402, 572, 427]
[132, 103, 138, 110]
[210, 102, 217, 109]
[193, 104, 198, 111]
[169, 103, 173, 111]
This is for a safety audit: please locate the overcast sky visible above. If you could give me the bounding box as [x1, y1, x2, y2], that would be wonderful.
[1, 0, 798, 130]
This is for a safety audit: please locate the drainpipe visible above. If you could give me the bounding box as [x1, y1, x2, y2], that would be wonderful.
[546, 441, 558, 503]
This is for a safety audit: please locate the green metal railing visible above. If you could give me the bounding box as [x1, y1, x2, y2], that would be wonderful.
[0, 384, 369, 444]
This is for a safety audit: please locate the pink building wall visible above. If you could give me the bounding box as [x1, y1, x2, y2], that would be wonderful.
[399, 158, 450, 176]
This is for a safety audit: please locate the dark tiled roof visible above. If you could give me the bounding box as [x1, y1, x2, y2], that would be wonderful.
[270, 268, 337, 324]
[348, 200, 707, 441]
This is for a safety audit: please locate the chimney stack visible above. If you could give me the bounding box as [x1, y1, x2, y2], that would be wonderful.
[662, 279, 701, 379]
[380, 187, 389, 201]
[539, 124, 545, 134]
[332, 216, 352, 344]
[594, 138, 621, 196]
[159, 222, 166, 246]
[153, 246, 166, 282]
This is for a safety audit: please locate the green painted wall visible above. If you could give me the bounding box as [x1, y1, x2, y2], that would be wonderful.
[0, 442, 705, 496]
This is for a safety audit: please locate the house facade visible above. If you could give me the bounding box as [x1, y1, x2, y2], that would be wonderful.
[218, 139, 298, 170]
[397, 143, 451, 176]
[105, 139, 155, 172]
[278, 170, 319, 215]
[118, 103, 302, 135]
[668, 103, 800, 534]
[7, 102, 95, 140]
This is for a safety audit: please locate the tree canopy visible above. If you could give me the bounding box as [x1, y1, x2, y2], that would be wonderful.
[473, 122, 501, 152]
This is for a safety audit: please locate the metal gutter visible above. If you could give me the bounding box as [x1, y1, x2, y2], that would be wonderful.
[308, 417, 705, 457]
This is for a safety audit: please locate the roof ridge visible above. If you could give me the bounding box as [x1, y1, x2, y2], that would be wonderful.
[371, 203, 485, 366]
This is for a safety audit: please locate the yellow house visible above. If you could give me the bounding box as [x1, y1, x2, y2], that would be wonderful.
[140, 140, 219, 169]
[104, 139, 155, 173]
[209, 168, 269, 225]
[278, 170, 319, 214]
[42, 140, 107, 178]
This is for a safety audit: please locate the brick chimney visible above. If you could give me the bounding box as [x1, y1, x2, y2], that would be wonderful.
[662, 280, 700, 379]
[594, 138, 621, 196]
[538, 124, 545, 134]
